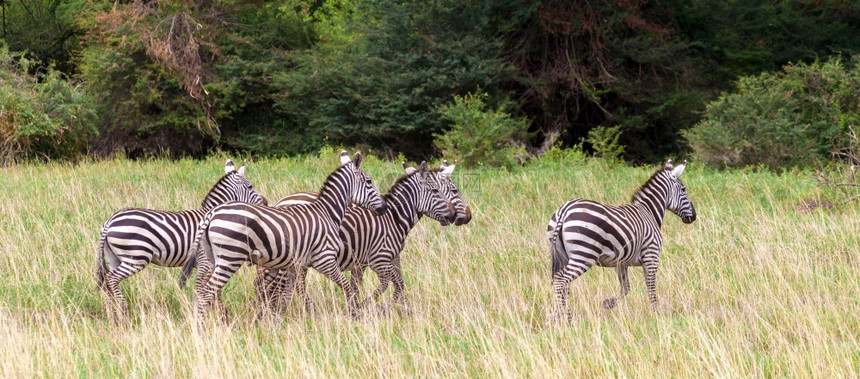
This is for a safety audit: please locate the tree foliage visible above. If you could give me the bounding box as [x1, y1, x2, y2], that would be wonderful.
[1, 0, 859, 165]
[271, 0, 509, 158]
[685, 57, 860, 169]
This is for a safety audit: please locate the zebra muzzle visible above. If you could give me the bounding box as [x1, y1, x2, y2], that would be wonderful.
[454, 206, 472, 226]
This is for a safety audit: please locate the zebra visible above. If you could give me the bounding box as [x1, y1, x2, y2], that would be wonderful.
[258, 160, 463, 314]
[546, 159, 696, 322]
[340, 160, 470, 307]
[190, 151, 387, 326]
[96, 160, 268, 322]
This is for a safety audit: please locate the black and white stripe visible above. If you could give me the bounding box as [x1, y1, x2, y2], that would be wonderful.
[96, 160, 267, 321]
[190, 151, 386, 325]
[261, 161, 463, 313]
[546, 160, 696, 321]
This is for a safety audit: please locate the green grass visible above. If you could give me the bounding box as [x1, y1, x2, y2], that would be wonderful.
[0, 151, 857, 377]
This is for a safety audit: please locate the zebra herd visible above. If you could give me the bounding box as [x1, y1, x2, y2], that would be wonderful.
[95, 151, 696, 327]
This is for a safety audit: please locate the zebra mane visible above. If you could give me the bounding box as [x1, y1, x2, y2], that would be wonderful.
[317, 162, 356, 200]
[630, 166, 671, 204]
[200, 171, 240, 208]
[382, 167, 444, 202]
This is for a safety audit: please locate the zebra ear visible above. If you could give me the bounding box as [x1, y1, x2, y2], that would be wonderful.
[237, 164, 247, 177]
[353, 152, 363, 168]
[340, 150, 351, 165]
[402, 161, 417, 175]
[440, 159, 449, 169]
[441, 162, 455, 177]
[418, 161, 429, 178]
[671, 160, 687, 178]
[225, 159, 235, 174]
[663, 159, 674, 171]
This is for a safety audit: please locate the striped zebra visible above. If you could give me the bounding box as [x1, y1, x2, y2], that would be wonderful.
[259, 160, 464, 314]
[96, 160, 267, 322]
[546, 160, 696, 322]
[190, 151, 387, 325]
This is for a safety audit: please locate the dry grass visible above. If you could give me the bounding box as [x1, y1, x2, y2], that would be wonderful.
[0, 152, 857, 377]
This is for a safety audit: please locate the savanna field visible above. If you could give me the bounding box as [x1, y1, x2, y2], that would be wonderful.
[0, 151, 858, 377]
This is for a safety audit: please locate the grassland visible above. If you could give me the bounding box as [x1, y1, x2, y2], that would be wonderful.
[0, 151, 858, 377]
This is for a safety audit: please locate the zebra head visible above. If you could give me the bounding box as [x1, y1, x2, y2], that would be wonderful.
[663, 159, 696, 224]
[413, 161, 457, 226]
[402, 160, 471, 225]
[439, 160, 472, 225]
[341, 151, 387, 215]
[201, 159, 268, 210]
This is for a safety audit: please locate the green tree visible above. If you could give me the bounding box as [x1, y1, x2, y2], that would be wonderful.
[77, 0, 314, 158]
[272, 0, 510, 159]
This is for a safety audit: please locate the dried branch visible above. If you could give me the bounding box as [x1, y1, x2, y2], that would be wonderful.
[145, 12, 206, 99]
[815, 125, 859, 208]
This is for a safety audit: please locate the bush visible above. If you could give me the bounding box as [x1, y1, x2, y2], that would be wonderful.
[684, 57, 859, 169]
[0, 44, 97, 165]
[433, 91, 528, 168]
[586, 125, 625, 161]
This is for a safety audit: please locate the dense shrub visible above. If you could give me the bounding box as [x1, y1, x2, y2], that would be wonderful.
[433, 92, 528, 168]
[0, 44, 96, 165]
[271, 0, 509, 159]
[684, 57, 860, 169]
[586, 125, 625, 161]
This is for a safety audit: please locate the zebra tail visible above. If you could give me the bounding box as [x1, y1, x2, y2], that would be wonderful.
[179, 212, 212, 289]
[550, 207, 569, 277]
[178, 255, 196, 289]
[95, 224, 109, 291]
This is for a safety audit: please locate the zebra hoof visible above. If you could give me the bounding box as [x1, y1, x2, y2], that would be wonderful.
[357, 298, 375, 310]
[395, 303, 412, 316]
[373, 303, 390, 316]
[546, 311, 571, 325]
[302, 302, 316, 316]
[602, 298, 617, 309]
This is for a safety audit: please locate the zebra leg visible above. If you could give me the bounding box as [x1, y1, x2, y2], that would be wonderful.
[550, 275, 571, 323]
[253, 267, 285, 321]
[252, 267, 271, 319]
[103, 262, 146, 323]
[268, 268, 297, 318]
[293, 266, 316, 315]
[550, 252, 595, 323]
[642, 253, 660, 310]
[358, 266, 390, 310]
[389, 266, 407, 309]
[195, 263, 241, 329]
[363, 277, 390, 308]
[311, 254, 359, 317]
[197, 265, 229, 323]
[602, 265, 630, 309]
[349, 266, 365, 296]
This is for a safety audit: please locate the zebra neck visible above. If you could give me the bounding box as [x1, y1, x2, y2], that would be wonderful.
[631, 175, 669, 228]
[315, 165, 353, 225]
[200, 173, 235, 211]
[383, 178, 421, 233]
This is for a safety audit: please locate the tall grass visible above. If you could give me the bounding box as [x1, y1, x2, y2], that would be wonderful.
[0, 151, 857, 376]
